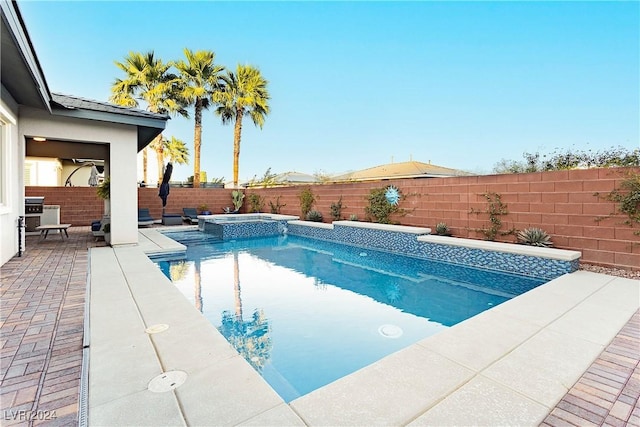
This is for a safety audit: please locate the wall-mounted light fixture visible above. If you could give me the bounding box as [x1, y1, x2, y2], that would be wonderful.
[33, 137, 46, 142]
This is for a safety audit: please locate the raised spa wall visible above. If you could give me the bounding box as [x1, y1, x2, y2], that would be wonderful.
[198, 214, 581, 280]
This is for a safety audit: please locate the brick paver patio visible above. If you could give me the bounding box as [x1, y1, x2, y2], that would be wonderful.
[542, 310, 640, 427]
[1, 227, 102, 426]
[0, 226, 638, 426]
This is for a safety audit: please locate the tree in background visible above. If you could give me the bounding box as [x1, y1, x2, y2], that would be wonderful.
[247, 167, 277, 188]
[174, 49, 225, 188]
[150, 136, 190, 182]
[110, 51, 187, 183]
[215, 64, 270, 188]
[164, 136, 189, 165]
[494, 146, 640, 174]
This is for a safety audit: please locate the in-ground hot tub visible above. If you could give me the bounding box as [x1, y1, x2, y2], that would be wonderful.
[198, 213, 298, 240]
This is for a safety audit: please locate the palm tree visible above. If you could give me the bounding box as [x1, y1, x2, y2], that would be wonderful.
[164, 136, 189, 165]
[150, 136, 189, 183]
[110, 51, 187, 184]
[218, 252, 272, 371]
[215, 64, 270, 188]
[174, 49, 225, 188]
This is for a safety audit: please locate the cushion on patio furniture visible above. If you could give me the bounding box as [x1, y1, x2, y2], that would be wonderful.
[162, 214, 182, 226]
[138, 208, 155, 227]
[182, 207, 199, 224]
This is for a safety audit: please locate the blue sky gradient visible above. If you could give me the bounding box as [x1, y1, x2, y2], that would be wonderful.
[18, 1, 639, 182]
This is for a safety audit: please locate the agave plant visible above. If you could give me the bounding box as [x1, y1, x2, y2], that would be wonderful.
[517, 227, 553, 247]
[435, 222, 451, 236]
[305, 210, 323, 222]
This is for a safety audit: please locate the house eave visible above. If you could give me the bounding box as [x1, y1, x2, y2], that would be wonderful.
[50, 108, 167, 150]
[0, 1, 52, 111]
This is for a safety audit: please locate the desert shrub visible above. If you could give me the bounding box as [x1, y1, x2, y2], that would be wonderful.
[330, 196, 344, 221]
[365, 187, 403, 224]
[299, 188, 315, 219]
[517, 227, 553, 247]
[247, 193, 265, 213]
[305, 210, 323, 222]
[435, 222, 451, 236]
[269, 196, 286, 214]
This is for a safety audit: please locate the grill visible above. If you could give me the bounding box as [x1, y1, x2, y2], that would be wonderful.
[25, 196, 44, 213]
[25, 197, 44, 232]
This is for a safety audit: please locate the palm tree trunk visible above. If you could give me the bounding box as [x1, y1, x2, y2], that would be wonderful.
[233, 109, 243, 187]
[152, 134, 164, 184]
[233, 252, 242, 320]
[194, 259, 202, 313]
[193, 98, 203, 188]
[142, 148, 148, 184]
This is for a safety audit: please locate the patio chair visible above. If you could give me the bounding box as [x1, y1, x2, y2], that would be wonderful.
[138, 208, 155, 227]
[91, 219, 105, 239]
[182, 207, 199, 224]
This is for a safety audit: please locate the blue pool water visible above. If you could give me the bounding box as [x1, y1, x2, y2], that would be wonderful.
[155, 232, 546, 402]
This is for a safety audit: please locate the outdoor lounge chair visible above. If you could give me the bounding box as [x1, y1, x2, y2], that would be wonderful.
[182, 207, 199, 224]
[91, 219, 105, 239]
[138, 208, 155, 227]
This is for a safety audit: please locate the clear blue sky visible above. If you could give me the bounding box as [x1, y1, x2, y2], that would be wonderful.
[18, 1, 640, 182]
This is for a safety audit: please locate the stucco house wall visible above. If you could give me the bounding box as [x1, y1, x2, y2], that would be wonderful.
[0, 88, 21, 265]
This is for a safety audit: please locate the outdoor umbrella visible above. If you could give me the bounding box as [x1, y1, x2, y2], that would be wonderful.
[158, 162, 173, 214]
[88, 164, 99, 187]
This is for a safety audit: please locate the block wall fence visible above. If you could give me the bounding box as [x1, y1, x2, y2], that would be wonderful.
[26, 167, 639, 270]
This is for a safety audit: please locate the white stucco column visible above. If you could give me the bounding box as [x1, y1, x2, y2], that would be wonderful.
[108, 136, 138, 245]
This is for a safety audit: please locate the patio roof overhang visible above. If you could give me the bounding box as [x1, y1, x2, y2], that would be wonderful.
[2, 1, 168, 151]
[1, 0, 51, 111]
[50, 93, 168, 152]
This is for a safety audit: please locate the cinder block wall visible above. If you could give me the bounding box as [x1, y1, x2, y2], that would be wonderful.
[246, 168, 639, 270]
[26, 167, 639, 270]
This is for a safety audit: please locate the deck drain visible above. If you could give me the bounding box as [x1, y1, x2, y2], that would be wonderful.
[148, 371, 187, 393]
[378, 324, 403, 339]
[145, 324, 169, 334]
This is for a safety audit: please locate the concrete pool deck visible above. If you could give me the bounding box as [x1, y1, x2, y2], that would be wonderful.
[1, 227, 638, 426]
[87, 229, 639, 426]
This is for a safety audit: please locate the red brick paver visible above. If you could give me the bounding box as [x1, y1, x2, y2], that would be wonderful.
[1, 228, 103, 427]
[542, 310, 640, 427]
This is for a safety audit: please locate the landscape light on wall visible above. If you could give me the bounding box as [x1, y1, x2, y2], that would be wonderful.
[33, 137, 46, 142]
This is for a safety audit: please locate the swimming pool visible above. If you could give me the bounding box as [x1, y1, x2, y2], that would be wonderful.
[155, 232, 546, 402]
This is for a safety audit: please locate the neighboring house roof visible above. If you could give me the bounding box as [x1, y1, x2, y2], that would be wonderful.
[333, 160, 471, 182]
[243, 171, 320, 188]
[274, 171, 320, 184]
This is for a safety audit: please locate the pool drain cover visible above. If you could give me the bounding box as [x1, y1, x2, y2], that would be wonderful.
[378, 324, 403, 338]
[145, 324, 169, 334]
[148, 371, 187, 393]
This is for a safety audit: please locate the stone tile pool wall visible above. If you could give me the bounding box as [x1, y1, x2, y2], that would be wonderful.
[201, 219, 290, 240]
[287, 221, 580, 280]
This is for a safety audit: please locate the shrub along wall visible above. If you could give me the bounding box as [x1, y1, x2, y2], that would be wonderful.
[26, 167, 638, 270]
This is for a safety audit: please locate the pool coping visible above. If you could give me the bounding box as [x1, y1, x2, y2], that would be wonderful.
[86, 231, 639, 426]
[418, 234, 581, 261]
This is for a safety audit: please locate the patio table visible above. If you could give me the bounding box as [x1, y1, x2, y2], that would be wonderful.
[36, 224, 71, 240]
